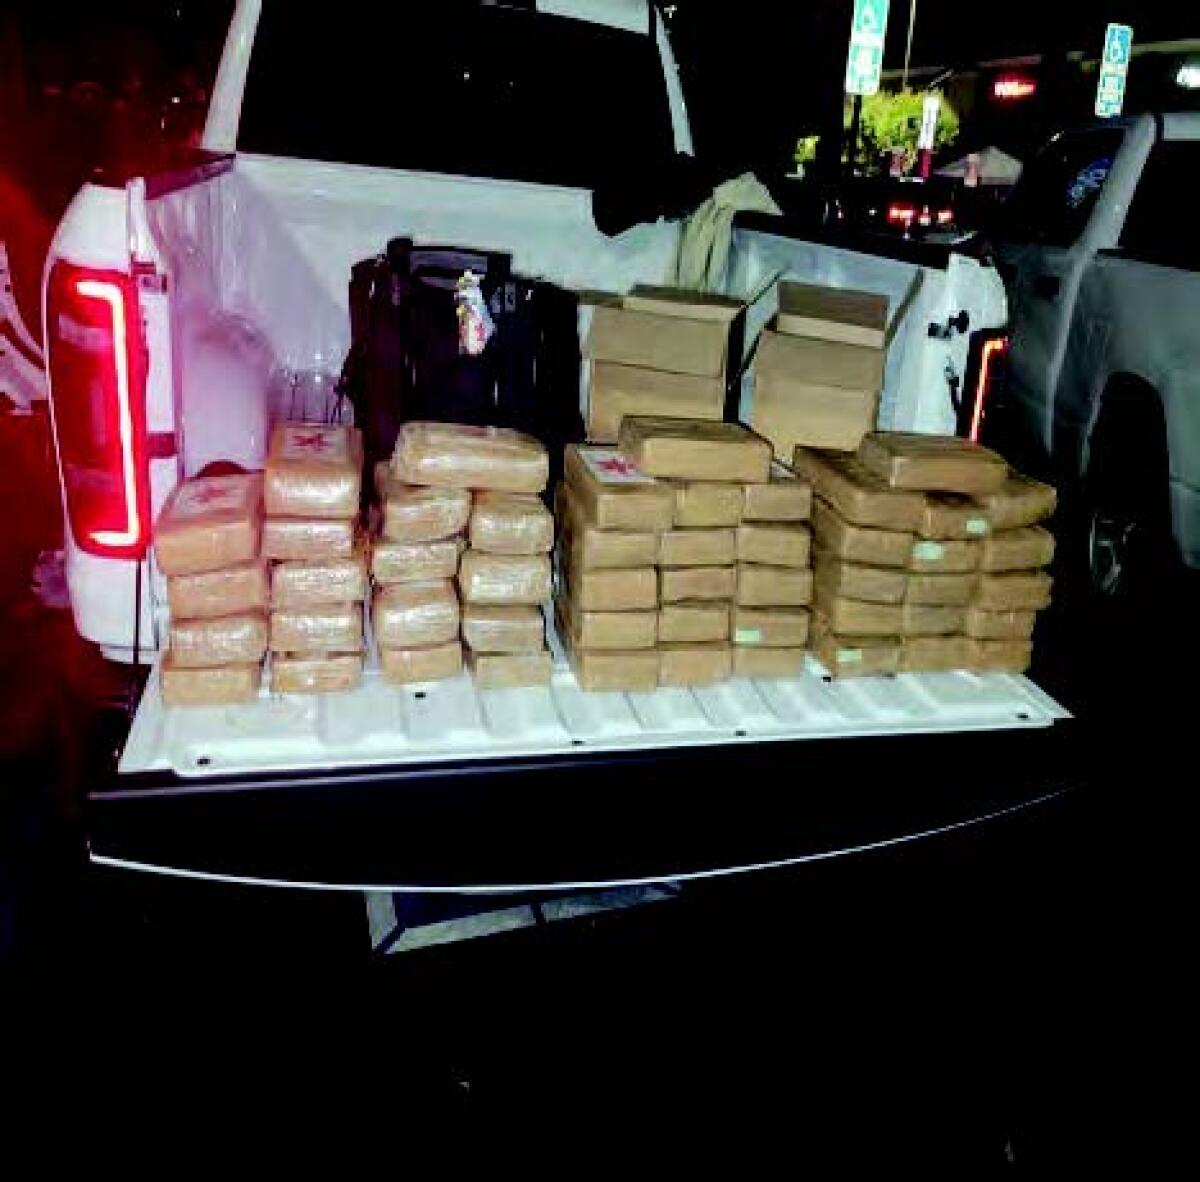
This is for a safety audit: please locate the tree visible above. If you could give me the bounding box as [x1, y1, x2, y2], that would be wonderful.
[855, 89, 960, 173]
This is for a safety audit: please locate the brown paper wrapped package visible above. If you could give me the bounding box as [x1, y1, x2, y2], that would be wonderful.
[154, 474, 263, 575]
[381, 641, 464, 685]
[734, 646, 806, 678]
[168, 612, 268, 668]
[968, 638, 1034, 673]
[736, 523, 811, 568]
[905, 572, 978, 606]
[736, 564, 814, 607]
[569, 647, 659, 692]
[459, 551, 552, 606]
[469, 493, 554, 555]
[742, 461, 812, 522]
[372, 581, 459, 648]
[980, 526, 1056, 572]
[908, 538, 981, 574]
[900, 603, 965, 636]
[262, 517, 356, 561]
[271, 549, 368, 607]
[555, 484, 659, 570]
[732, 606, 810, 648]
[161, 656, 261, 707]
[588, 362, 724, 444]
[559, 598, 657, 650]
[918, 495, 991, 540]
[973, 473, 1057, 530]
[462, 604, 547, 653]
[812, 593, 901, 636]
[271, 653, 362, 695]
[469, 650, 553, 689]
[372, 536, 464, 583]
[669, 481, 744, 528]
[813, 556, 907, 604]
[976, 571, 1053, 611]
[381, 479, 471, 543]
[812, 500, 913, 567]
[811, 625, 901, 678]
[167, 559, 268, 620]
[618, 418, 772, 484]
[660, 565, 737, 603]
[965, 606, 1037, 640]
[774, 281, 888, 348]
[270, 603, 364, 654]
[564, 558, 658, 612]
[564, 446, 675, 532]
[792, 448, 923, 531]
[660, 642, 732, 687]
[659, 528, 736, 568]
[264, 423, 362, 519]
[659, 601, 731, 644]
[857, 432, 1008, 496]
[393, 422, 548, 494]
[902, 636, 974, 673]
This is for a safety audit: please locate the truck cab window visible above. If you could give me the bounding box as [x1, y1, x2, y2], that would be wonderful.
[1120, 141, 1200, 270]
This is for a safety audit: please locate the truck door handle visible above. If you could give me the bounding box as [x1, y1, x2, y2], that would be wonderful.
[1033, 274, 1061, 299]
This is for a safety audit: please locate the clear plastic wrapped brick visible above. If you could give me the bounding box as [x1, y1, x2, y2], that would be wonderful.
[372, 579, 460, 648]
[392, 422, 549, 494]
[468, 493, 554, 555]
[154, 474, 262, 576]
[269, 604, 364, 653]
[168, 611, 269, 667]
[167, 559, 268, 620]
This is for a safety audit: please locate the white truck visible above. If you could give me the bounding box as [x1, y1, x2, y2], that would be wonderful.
[41, 0, 1069, 888]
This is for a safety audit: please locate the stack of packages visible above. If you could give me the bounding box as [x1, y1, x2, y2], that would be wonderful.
[262, 423, 366, 693]
[379, 422, 553, 689]
[155, 473, 268, 706]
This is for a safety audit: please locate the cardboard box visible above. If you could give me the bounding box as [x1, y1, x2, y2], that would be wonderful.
[857, 432, 1007, 496]
[901, 636, 973, 673]
[735, 523, 811, 568]
[459, 551, 552, 606]
[811, 626, 901, 678]
[271, 652, 362, 695]
[753, 331, 882, 455]
[161, 656, 261, 707]
[968, 638, 1034, 673]
[564, 445, 675, 532]
[168, 611, 269, 668]
[381, 478, 472, 543]
[585, 299, 735, 377]
[618, 418, 772, 484]
[371, 536, 464, 583]
[792, 448, 923, 531]
[974, 472, 1057, 531]
[669, 480, 744, 528]
[270, 604, 364, 654]
[468, 649, 553, 689]
[980, 526, 1056, 573]
[261, 517, 357, 561]
[812, 500, 913, 568]
[775, 281, 888, 349]
[167, 559, 269, 621]
[380, 640, 463, 685]
[659, 642, 733, 687]
[569, 647, 659, 693]
[975, 571, 1053, 611]
[462, 604, 546, 653]
[265, 423, 361, 519]
[154, 474, 262, 576]
[899, 602, 965, 636]
[660, 565, 737, 603]
[588, 362, 724, 444]
[564, 559, 658, 611]
[812, 593, 902, 636]
[732, 606, 810, 648]
[908, 538, 981, 574]
[733, 646, 806, 679]
[742, 461, 812, 522]
[918, 495, 991, 541]
[964, 606, 1037, 640]
[813, 556, 907, 605]
[559, 597, 657, 650]
[658, 601, 731, 644]
[468, 492, 553, 555]
[271, 549, 368, 608]
[371, 581, 459, 648]
[393, 422, 549, 494]
[736, 564, 814, 607]
[904, 572, 978, 606]
[622, 285, 745, 323]
[555, 484, 659, 569]
[659, 528, 737, 568]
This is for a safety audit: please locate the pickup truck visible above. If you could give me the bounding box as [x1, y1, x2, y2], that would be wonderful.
[41, 0, 1072, 888]
[993, 112, 1200, 598]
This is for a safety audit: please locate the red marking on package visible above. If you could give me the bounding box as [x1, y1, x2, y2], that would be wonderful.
[580, 448, 654, 485]
[280, 427, 348, 461]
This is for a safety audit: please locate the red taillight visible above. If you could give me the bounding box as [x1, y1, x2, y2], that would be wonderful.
[969, 336, 1008, 442]
[936, 208, 954, 226]
[46, 263, 150, 559]
[887, 202, 916, 227]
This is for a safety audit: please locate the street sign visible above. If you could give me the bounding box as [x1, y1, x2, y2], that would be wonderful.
[918, 94, 940, 151]
[1095, 22, 1133, 118]
[845, 0, 891, 97]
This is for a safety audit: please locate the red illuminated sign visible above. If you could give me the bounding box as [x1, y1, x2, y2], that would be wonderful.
[993, 74, 1038, 100]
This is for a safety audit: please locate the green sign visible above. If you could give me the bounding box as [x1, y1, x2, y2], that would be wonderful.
[846, 0, 891, 96]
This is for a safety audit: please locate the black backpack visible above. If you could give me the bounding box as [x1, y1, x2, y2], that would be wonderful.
[340, 238, 582, 490]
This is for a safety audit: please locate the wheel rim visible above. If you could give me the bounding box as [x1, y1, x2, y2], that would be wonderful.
[1088, 510, 1137, 597]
